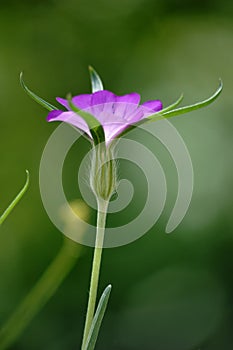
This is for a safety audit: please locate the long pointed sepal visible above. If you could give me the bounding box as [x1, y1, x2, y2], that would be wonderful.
[20, 72, 57, 111]
[147, 80, 223, 122]
[89, 66, 104, 93]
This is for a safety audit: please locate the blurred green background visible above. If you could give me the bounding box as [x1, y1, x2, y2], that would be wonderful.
[1, 0, 233, 349]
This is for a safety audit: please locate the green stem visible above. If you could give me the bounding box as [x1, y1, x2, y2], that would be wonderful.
[81, 199, 108, 350]
[0, 239, 82, 350]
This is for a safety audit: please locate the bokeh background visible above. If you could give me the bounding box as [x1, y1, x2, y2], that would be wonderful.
[1, 0, 233, 349]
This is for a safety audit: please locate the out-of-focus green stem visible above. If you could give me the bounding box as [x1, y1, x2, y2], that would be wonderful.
[0, 239, 82, 350]
[81, 199, 108, 350]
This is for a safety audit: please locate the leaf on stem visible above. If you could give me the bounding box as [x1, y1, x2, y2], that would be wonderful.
[84, 285, 112, 350]
[0, 170, 30, 225]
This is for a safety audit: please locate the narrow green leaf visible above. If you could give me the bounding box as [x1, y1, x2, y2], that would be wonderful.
[20, 72, 57, 111]
[147, 80, 223, 122]
[88, 66, 104, 93]
[0, 170, 30, 226]
[84, 285, 112, 350]
[67, 95, 105, 145]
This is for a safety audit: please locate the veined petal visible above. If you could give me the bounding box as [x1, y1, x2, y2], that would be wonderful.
[114, 93, 140, 118]
[90, 90, 116, 115]
[67, 97, 105, 145]
[102, 121, 129, 144]
[125, 107, 144, 123]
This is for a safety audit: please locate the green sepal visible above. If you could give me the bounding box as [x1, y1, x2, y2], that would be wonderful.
[67, 94, 105, 145]
[147, 80, 223, 122]
[20, 72, 57, 111]
[88, 66, 104, 93]
[84, 285, 112, 350]
[0, 170, 30, 226]
[160, 93, 184, 113]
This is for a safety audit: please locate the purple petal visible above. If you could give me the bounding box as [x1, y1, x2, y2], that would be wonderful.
[47, 110, 63, 121]
[72, 94, 92, 110]
[47, 110, 92, 137]
[102, 121, 129, 144]
[56, 97, 70, 110]
[116, 92, 140, 105]
[47, 91, 162, 145]
[114, 93, 140, 118]
[141, 100, 163, 112]
[125, 107, 144, 123]
[91, 90, 116, 105]
[91, 90, 116, 115]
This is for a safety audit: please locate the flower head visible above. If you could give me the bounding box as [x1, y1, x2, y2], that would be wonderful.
[47, 90, 163, 144]
[20, 67, 222, 148]
[20, 67, 222, 202]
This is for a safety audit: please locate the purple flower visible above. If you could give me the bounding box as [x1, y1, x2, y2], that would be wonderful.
[47, 90, 162, 144]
